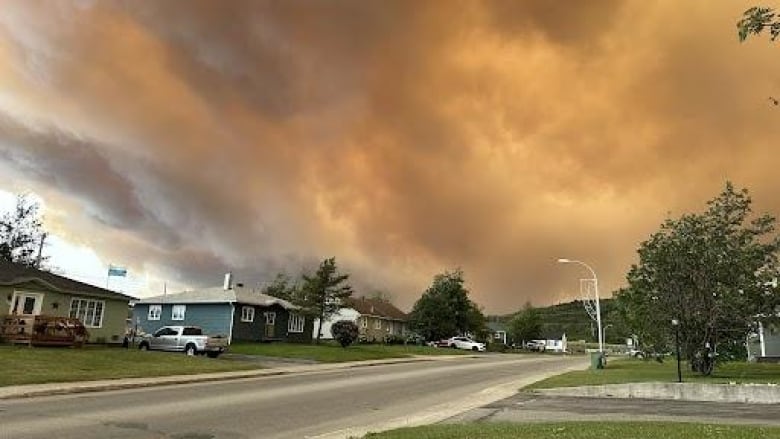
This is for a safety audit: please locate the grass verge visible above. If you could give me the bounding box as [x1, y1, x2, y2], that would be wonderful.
[0, 345, 259, 387]
[363, 422, 780, 439]
[229, 342, 469, 363]
[525, 358, 780, 390]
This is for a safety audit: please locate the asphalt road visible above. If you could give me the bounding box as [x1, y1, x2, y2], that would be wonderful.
[0, 354, 582, 439]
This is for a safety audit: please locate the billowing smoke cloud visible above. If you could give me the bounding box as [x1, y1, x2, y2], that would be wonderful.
[1, 0, 779, 312]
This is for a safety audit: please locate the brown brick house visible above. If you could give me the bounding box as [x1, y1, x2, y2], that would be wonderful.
[348, 297, 408, 342]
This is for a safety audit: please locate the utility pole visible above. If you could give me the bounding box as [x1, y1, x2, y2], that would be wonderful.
[35, 232, 47, 268]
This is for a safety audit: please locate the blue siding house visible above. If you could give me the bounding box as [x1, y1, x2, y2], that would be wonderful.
[133, 286, 313, 344]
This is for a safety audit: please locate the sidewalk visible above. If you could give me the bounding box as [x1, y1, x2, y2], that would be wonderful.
[0, 354, 471, 400]
[446, 393, 780, 427]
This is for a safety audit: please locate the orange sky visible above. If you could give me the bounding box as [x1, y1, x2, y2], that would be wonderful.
[1, 1, 779, 312]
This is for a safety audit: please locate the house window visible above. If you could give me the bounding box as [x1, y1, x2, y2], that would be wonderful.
[288, 313, 305, 333]
[265, 311, 276, 325]
[361, 317, 367, 328]
[148, 305, 162, 321]
[171, 305, 186, 321]
[69, 298, 105, 328]
[374, 319, 382, 329]
[241, 306, 255, 322]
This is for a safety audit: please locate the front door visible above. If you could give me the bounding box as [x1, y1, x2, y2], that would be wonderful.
[264, 312, 276, 338]
[10, 292, 43, 316]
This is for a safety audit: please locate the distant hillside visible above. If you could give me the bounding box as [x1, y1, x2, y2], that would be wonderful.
[492, 299, 626, 343]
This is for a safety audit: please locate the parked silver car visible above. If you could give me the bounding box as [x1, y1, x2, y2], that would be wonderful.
[138, 326, 228, 358]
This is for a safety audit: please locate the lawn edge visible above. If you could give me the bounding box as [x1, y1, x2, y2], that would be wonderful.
[0, 355, 465, 400]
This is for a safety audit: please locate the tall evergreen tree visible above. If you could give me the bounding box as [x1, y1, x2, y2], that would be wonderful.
[300, 257, 354, 344]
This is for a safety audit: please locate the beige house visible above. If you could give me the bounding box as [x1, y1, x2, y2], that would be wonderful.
[0, 260, 134, 344]
[349, 297, 408, 342]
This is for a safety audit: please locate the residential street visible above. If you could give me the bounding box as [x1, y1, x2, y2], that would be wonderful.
[0, 354, 584, 439]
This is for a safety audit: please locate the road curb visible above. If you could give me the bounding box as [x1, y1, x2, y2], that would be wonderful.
[0, 354, 474, 400]
[532, 382, 780, 404]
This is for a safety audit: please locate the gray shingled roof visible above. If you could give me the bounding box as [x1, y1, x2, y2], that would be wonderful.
[135, 286, 297, 309]
[0, 260, 134, 301]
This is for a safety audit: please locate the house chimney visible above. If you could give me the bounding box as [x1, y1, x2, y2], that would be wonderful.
[223, 272, 233, 290]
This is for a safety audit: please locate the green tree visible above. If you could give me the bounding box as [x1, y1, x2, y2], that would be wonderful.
[616, 182, 780, 374]
[737, 7, 780, 42]
[737, 7, 780, 107]
[368, 290, 393, 302]
[262, 272, 300, 302]
[409, 269, 483, 341]
[613, 286, 670, 357]
[508, 302, 542, 347]
[467, 302, 489, 342]
[0, 194, 47, 267]
[300, 257, 354, 344]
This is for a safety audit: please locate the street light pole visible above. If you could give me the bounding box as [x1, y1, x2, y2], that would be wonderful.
[671, 319, 682, 383]
[602, 324, 613, 344]
[558, 258, 604, 353]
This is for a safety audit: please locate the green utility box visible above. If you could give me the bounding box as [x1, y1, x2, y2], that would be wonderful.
[590, 352, 605, 370]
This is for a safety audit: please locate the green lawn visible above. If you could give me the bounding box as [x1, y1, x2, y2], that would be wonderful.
[0, 345, 259, 387]
[364, 422, 780, 439]
[525, 358, 780, 390]
[229, 342, 469, 363]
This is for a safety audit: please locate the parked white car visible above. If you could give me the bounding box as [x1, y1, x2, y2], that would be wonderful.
[447, 336, 486, 352]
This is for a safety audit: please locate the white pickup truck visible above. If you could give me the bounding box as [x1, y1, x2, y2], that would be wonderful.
[137, 326, 228, 358]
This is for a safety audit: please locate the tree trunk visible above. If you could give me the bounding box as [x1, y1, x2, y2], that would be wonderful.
[315, 313, 324, 345]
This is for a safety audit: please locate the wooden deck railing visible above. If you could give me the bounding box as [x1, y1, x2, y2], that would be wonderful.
[0, 315, 88, 347]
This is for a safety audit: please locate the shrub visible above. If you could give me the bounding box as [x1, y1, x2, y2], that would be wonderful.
[331, 320, 360, 348]
[383, 334, 405, 345]
[405, 333, 425, 346]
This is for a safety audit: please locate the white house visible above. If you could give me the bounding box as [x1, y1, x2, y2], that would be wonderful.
[312, 308, 361, 339]
[748, 321, 780, 362]
[543, 333, 568, 353]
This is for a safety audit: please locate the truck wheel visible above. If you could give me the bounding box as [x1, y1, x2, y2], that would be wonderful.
[139, 343, 149, 351]
[206, 352, 220, 359]
[185, 344, 197, 356]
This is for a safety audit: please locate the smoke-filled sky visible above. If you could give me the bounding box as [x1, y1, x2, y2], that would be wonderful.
[1, 1, 779, 313]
